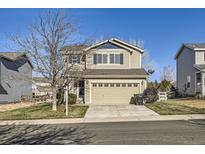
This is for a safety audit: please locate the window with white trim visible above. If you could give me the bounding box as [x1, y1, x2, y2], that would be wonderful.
[187, 75, 191, 88]
[69, 54, 81, 64]
[109, 53, 123, 64]
[93, 53, 123, 64]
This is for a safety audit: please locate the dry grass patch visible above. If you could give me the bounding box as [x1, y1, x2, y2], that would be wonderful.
[0, 103, 89, 120]
[145, 98, 205, 115]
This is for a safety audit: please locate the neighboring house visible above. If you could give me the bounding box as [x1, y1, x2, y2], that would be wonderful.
[61, 38, 149, 105]
[0, 52, 33, 103]
[175, 43, 205, 96]
[32, 77, 52, 97]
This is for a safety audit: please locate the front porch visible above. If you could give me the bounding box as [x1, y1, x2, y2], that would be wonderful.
[195, 71, 205, 97]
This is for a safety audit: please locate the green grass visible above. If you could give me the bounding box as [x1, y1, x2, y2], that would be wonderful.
[145, 102, 205, 115]
[0, 103, 89, 120]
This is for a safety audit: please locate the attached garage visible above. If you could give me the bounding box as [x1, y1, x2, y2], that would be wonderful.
[91, 82, 140, 105]
[83, 69, 148, 105]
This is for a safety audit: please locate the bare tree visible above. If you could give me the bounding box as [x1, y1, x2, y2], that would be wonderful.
[160, 65, 175, 82]
[11, 9, 82, 111]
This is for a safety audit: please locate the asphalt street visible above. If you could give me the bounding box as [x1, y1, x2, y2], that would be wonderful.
[0, 119, 205, 144]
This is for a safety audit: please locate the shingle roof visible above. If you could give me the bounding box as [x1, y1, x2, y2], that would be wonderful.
[83, 69, 148, 78]
[0, 52, 25, 60]
[0, 84, 8, 95]
[194, 64, 205, 71]
[184, 43, 205, 49]
[60, 45, 88, 55]
[175, 43, 205, 59]
[33, 77, 49, 83]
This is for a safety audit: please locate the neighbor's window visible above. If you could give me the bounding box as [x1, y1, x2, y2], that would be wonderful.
[187, 75, 191, 88]
[69, 54, 81, 64]
[196, 73, 201, 84]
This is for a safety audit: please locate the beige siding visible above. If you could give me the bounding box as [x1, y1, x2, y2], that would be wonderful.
[130, 51, 141, 68]
[84, 79, 147, 104]
[86, 49, 141, 69]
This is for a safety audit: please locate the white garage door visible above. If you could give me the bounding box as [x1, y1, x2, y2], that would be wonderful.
[91, 83, 140, 105]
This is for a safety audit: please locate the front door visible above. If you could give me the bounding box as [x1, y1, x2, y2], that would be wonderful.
[78, 80, 84, 98]
[196, 72, 202, 94]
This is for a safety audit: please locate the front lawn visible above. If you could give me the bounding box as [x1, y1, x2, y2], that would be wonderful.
[0, 103, 89, 120]
[145, 98, 205, 115]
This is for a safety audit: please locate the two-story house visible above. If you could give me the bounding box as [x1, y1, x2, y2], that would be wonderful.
[175, 43, 205, 97]
[0, 52, 33, 103]
[62, 38, 149, 105]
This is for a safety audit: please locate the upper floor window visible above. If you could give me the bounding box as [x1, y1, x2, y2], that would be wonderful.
[93, 53, 123, 64]
[69, 54, 81, 64]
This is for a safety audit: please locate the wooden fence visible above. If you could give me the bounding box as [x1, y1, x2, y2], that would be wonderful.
[158, 92, 168, 102]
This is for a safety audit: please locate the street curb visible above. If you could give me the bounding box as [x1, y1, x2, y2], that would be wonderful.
[0, 114, 205, 125]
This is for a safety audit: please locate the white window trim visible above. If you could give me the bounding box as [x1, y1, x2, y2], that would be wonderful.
[195, 71, 203, 94]
[93, 53, 123, 65]
[70, 55, 81, 64]
[187, 75, 191, 89]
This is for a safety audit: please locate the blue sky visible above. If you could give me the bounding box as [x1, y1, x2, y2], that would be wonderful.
[1, 9, 205, 81]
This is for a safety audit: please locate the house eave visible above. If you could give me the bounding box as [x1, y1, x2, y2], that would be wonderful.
[83, 75, 148, 79]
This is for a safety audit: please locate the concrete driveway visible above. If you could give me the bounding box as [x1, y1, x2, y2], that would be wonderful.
[85, 105, 159, 119]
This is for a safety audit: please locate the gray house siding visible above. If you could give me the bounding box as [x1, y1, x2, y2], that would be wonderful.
[0, 58, 32, 103]
[177, 47, 197, 95]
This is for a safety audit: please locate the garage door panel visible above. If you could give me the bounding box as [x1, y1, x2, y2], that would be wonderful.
[91, 83, 140, 105]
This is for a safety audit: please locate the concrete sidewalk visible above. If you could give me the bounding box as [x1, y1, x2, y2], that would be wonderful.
[0, 114, 205, 125]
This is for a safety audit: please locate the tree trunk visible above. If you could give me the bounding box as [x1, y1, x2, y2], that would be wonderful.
[65, 85, 69, 116]
[52, 86, 57, 111]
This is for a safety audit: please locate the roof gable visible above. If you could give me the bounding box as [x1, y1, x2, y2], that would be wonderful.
[84, 38, 144, 53]
[175, 43, 205, 60]
[0, 52, 33, 69]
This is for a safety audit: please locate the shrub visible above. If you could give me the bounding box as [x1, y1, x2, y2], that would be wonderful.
[143, 87, 158, 103]
[57, 88, 77, 105]
[68, 93, 77, 104]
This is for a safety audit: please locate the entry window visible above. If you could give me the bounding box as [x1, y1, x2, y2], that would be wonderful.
[93, 83, 97, 87]
[128, 83, 132, 87]
[98, 83, 103, 87]
[116, 83, 120, 87]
